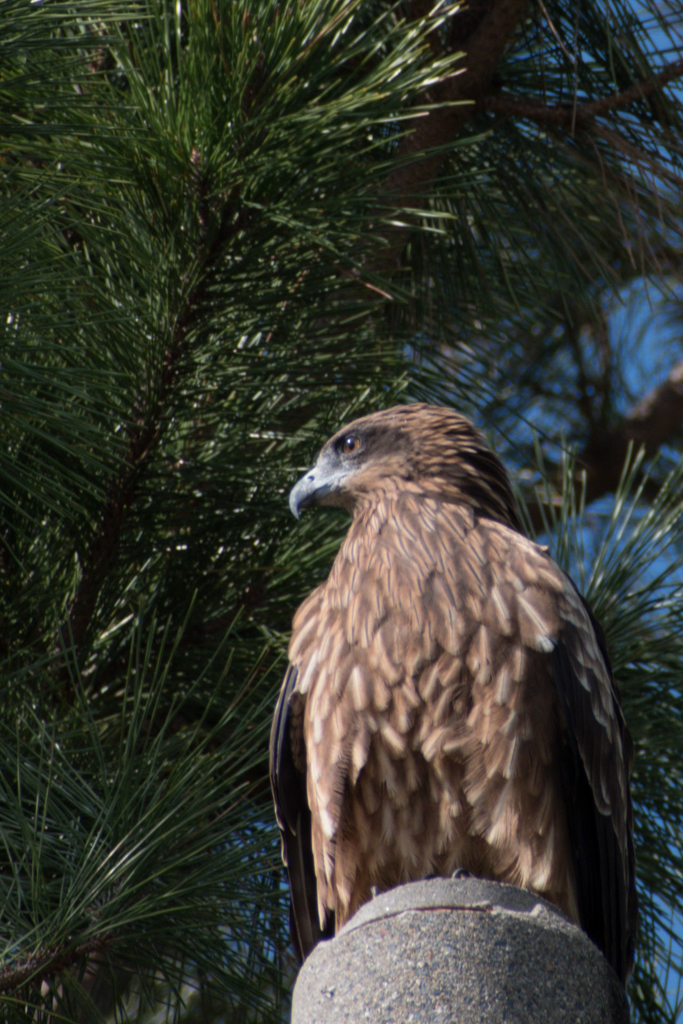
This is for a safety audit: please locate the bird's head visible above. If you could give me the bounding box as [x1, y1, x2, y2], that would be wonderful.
[289, 404, 521, 529]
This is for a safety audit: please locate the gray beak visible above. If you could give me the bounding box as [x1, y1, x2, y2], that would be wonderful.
[289, 460, 349, 518]
[289, 466, 327, 519]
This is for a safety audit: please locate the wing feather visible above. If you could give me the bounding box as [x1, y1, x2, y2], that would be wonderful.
[269, 663, 334, 962]
[550, 590, 637, 983]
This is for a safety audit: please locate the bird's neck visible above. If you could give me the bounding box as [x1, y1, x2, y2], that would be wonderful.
[349, 484, 517, 533]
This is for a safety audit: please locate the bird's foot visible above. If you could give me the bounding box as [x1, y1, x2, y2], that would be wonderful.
[370, 885, 379, 899]
[451, 868, 471, 880]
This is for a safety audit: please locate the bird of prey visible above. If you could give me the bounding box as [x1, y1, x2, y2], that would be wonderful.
[270, 404, 637, 983]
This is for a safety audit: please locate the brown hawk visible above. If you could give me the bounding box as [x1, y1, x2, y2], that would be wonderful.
[270, 404, 637, 983]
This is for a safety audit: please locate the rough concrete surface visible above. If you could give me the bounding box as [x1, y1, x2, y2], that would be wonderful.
[291, 877, 629, 1023]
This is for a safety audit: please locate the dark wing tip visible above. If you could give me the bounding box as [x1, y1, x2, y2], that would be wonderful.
[270, 663, 335, 962]
[551, 627, 637, 985]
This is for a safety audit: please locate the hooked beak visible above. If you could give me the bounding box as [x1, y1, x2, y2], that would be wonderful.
[288, 460, 350, 519]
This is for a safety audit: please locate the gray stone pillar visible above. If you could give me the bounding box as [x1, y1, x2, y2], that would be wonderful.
[292, 877, 629, 1023]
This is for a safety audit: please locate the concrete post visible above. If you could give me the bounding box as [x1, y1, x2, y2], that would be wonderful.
[291, 877, 629, 1023]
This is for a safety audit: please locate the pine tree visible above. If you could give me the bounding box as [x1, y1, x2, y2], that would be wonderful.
[1, 0, 683, 1020]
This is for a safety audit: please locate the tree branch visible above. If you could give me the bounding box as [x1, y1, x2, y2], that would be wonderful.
[67, 192, 252, 654]
[480, 58, 683, 126]
[579, 358, 683, 503]
[522, 358, 683, 533]
[373, 0, 532, 273]
[0, 935, 109, 995]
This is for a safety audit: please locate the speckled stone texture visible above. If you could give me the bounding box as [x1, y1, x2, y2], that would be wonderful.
[291, 877, 629, 1023]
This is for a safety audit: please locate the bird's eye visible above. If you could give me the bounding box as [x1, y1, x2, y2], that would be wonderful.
[341, 435, 361, 455]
